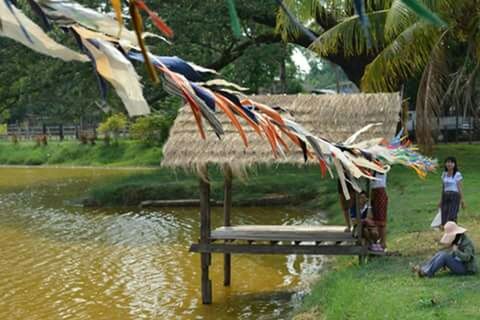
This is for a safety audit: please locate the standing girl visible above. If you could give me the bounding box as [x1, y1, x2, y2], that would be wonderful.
[439, 156, 466, 225]
[371, 172, 388, 250]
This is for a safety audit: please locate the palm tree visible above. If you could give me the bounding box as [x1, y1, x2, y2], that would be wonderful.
[278, 0, 478, 153]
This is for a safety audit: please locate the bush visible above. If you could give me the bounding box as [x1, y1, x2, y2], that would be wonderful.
[130, 114, 173, 146]
[0, 124, 6, 135]
[35, 134, 48, 146]
[98, 113, 127, 141]
[79, 131, 96, 145]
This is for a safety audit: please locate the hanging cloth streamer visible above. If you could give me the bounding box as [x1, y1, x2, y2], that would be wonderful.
[225, 0, 242, 38]
[400, 0, 446, 27]
[0, 0, 88, 62]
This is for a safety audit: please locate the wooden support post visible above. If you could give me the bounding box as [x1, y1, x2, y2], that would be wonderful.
[199, 166, 212, 304]
[355, 191, 365, 265]
[223, 164, 233, 287]
[361, 180, 372, 264]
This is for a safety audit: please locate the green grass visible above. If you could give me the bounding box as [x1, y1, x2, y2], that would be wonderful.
[0, 140, 163, 166]
[89, 164, 338, 206]
[295, 144, 480, 320]
[5, 139, 478, 318]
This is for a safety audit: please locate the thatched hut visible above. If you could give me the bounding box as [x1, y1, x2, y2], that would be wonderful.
[162, 93, 401, 170]
[161, 93, 402, 304]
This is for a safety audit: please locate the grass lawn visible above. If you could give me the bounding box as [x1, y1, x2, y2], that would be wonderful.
[4, 138, 479, 319]
[295, 144, 480, 320]
[0, 140, 163, 166]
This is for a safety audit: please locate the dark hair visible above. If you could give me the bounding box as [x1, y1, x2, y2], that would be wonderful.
[452, 233, 463, 245]
[444, 156, 458, 174]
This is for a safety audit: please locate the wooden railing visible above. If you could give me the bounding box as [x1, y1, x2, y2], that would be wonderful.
[0, 124, 130, 140]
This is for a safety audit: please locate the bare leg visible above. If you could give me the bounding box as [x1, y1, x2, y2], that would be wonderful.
[378, 226, 387, 248]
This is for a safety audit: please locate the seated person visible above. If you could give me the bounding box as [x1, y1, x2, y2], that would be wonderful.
[349, 191, 369, 221]
[350, 192, 381, 252]
[412, 221, 477, 277]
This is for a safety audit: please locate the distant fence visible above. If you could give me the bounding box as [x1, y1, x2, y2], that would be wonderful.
[0, 124, 129, 141]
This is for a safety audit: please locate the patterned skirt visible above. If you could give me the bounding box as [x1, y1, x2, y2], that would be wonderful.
[371, 188, 388, 227]
[441, 191, 460, 225]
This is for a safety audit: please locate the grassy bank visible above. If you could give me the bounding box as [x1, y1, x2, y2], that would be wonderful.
[0, 140, 162, 166]
[295, 144, 480, 320]
[89, 165, 338, 207]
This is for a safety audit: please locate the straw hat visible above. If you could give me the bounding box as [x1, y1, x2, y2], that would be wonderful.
[440, 222, 467, 244]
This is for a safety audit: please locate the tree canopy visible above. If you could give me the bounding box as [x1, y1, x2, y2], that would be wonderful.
[0, 0, 304, 124]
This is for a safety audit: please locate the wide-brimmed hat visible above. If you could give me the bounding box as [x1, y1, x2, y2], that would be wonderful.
[440, 221, 467, 244]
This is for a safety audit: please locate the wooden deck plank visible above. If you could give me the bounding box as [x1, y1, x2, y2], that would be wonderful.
[211, 225, 354, 242]
[191, 243, 366, 255]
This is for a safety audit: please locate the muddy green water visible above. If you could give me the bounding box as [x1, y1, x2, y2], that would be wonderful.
[0, 167, 326, 319]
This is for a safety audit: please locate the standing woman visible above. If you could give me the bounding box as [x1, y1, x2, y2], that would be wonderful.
[439, 156, 466, 225]
[371, 172, 388, 250]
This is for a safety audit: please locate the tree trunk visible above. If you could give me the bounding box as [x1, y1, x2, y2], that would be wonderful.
[279, 56, 287, 93]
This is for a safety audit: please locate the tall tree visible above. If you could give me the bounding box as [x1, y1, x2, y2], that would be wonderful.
[284, 0, 480, 153]
[0, 0, 303, 123]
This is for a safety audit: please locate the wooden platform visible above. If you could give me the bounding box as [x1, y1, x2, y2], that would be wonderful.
[191, 243, 366, 255]
[186, 169, 370, 304]
[210, 225, 355, 242]
[190, 225, 364, 255]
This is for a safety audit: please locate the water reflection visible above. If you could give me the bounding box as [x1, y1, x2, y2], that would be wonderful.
[0, 167, 326, 319]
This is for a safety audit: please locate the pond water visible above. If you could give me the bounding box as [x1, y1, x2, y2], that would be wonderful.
[0, 167, 326, 319]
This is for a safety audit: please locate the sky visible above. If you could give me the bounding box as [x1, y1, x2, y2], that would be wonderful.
[291, 48, 311, 74]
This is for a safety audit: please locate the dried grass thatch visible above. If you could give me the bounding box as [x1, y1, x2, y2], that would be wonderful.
[162, 93, 401, 171]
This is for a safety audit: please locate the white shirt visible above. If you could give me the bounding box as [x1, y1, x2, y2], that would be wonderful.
[372, 173, 387, 189]
[442, 171, 463, 192]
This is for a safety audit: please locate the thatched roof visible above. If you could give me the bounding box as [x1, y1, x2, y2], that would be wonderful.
[162, 93, 401, 169]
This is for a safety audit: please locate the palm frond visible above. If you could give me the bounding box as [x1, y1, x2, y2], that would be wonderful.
[275, 0, 323, 41]
[363, 0, 395, 11]
[421, 0, 456, 12]
[415, 31, 449, 153]
[275, 0, 396, 42]
[361, 22, 440, 92]
[385, 0, 417, 40]
[385, 0, 454, 40]
[343, 0, 395, 14]
[400, 0, 446, 27]
[309, 10, 388, 57]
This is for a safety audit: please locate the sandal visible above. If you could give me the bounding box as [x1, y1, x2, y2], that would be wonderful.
[410, 263, 426, 278]
[369, 244, 384, 252]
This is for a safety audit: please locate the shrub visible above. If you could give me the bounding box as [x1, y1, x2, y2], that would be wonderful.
[11, 134, 18, 144]
[88, 133, 97, 145]
[98, 113, 127, 141]
[79, 131, 89, 145]
[35, 134, 48, 146]
[104, 133, 111, 146]
[78, 131, 97, 145]
[130, 114, 173, 146]
[0, 124, 6, 135]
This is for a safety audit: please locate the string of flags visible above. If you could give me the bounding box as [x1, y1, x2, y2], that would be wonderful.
[0, 0, 437, 199]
